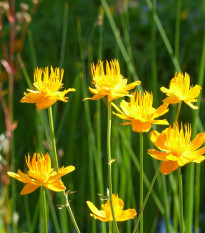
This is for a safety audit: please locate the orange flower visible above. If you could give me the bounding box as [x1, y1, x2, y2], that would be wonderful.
[160, 72, 201, 109]
[83, 60, 141, 102]
[148, 123, 205, 174]
[87, 194, 137, 222]
[20, 67, 75, 110]
[7, 153, 75, 195]
[112, 91, 169, 132]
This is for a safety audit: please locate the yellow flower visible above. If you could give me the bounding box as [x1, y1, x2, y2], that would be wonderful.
[83, 60, 141, 102]
[7, 153, 75, 195]
[148, 123, 205, 174]
[112, 91, 169, 132]
[20, 67, 75, 110]
[160, 72, 201, 109]
[87, 194, 137, 222]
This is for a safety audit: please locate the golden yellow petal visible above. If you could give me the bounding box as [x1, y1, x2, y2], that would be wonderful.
[184, 101, 198, 110]
[87, 201, 106, 219]
[20, 183, 39, 195]
[48, 166, 75, 182]
[148, 149, 168, 160]
[116, 209, 137, 221]
[36, 97, 57, 110]
[189, 133, 205, 151]
[44, 179, 66, 192]
[162, 96, 181, 104]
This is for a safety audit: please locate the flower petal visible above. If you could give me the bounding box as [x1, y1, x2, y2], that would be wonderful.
[44, 179, 66, 192]
[20, 183, 39, 195]
[48, 166, 75, 182]
[188, 133, 205, 151]
[148, 149, 168, 160]
[87, 201, 107, 220]
[160, 161, 179, 174]
[116, 209, 137, 221]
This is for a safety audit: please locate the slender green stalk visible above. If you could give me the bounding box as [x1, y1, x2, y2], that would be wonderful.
[48, 106, 59, 172]
[174, 0, 181, 65]
[178, 167, 184, 233]
[132, 162, 161, 233]
[139, 133, 143, 233]
[42, 187, 48, 233]
[175, 102, 182, 123]
[47, 106, 81, 233]
[107, 101, 119, 233]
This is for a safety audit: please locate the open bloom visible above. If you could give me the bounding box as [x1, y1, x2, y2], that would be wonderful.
[7, 153, 75, 195]
[112, 91, 169, 132]
[148, 123, 205, 174]
[87, 194, 137, 222]
[83, 60, 141, 102]
[20, 67, 75, 110]
[160, 72, 201, 109]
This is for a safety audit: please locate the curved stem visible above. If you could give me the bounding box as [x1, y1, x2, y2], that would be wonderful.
[132, 162, 161, 233]
[178, 167, 184, 233]
[107, 101, 119, 233]
[48, 106, 81, 233]
[139, 133, 143, 233]
[42, 187, 48, 233]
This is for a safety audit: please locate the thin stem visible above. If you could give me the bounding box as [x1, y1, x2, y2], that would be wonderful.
[139, 133, 143, 233]
[48, 106, 59, 171]
[178, 167, 184, 233]
[132, 162, 161, 233]
[107, 101, 119, 233]
[42, 187, 48, 233]
[175, 102, 182, 123]
[47, 106, 81, 233]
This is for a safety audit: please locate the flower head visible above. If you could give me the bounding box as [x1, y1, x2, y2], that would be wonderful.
[148, 123, 205, 174]
[83, 60, 141, 102]
[112, 91, 169, 132]
[20, 67, 75, 110]
[87, 194, 137, 222]
[7, 153, 75, 195]
[160, 72, 201, 109]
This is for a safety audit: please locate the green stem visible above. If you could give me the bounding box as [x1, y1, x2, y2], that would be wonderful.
[132, 162, 161, 233]
[48, 106, 59, 171]
[175, 102, 182, 123]
[42, 187, 48, 233]
[107, 101, 119, 233]
[178, 167, 184, 233]
[139, 133, 143, 233]
[47, 106, 81, 233]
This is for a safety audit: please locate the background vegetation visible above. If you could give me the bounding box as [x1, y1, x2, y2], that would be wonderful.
[1, 0, 205, 232]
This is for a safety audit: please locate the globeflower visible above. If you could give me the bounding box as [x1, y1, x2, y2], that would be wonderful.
[160, 72, 201, 109]
[148, 123, 205, 174]
[112, 91, 169, 132]
[87, 194, 137, 222]
[7, 153, 75, 195]
[20, 67, 75, 110]
[83, 60, 141, 102]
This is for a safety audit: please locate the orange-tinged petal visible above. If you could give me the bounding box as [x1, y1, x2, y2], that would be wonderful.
[20, 183, 39, 195]
[116, 209, 137, 221]
[189, 133, 205, 151]
[48, 166, 75, 182]
[160, 161, 179, 174]
[131, 121, 151, 133]
[36, 97, 57, 110]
